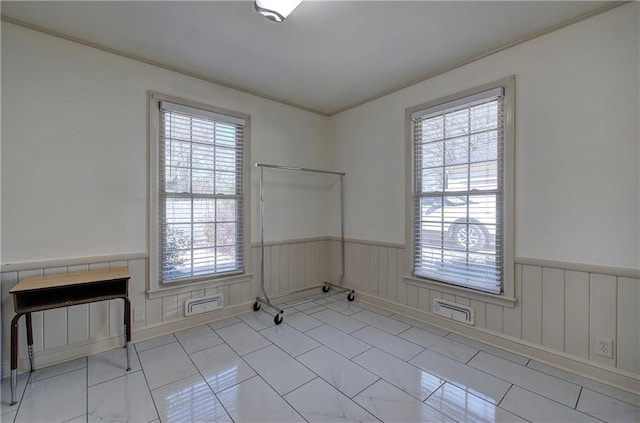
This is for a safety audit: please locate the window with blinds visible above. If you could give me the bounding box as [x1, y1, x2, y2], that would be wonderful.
[159, 101, 245, 284]
[411, 87, 505, 294]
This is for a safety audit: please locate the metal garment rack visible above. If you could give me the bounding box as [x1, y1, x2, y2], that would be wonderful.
[253, 162, 354, 325]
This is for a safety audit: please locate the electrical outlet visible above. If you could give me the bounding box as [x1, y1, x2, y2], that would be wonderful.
[134, 307, 145, 323]
[595, 336, 613, 359]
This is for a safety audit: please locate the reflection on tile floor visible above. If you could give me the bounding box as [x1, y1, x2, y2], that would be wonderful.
[2, 296, 639, 423]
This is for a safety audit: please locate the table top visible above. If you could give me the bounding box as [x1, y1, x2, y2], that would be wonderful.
[10, 266, 130, 293]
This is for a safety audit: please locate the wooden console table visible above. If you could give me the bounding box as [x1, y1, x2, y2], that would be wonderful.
[9, 267, 132, 405]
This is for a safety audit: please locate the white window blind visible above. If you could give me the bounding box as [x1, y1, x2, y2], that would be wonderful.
[412, 88, 504, 294]
[159, 101, 245, 284]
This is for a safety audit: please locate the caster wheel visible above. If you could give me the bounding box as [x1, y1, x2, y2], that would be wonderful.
[253, 301, 261, 311]
[347, 291, 355, 302]
[322, 284, 330, 293]
[274, 313, 283, 325]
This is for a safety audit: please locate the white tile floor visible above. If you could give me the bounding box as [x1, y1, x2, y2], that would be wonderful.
[2, 296, 639, 422]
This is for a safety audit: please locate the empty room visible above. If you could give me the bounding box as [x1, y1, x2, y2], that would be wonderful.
[1, 1, 638, 422]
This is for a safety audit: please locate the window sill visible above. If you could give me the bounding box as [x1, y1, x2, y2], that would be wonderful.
[403, 274, 517, 308]
[147, 273, 253, 299]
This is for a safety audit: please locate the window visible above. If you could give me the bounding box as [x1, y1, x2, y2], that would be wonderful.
[408, 77, 514, 295]
[149, 93, 250, 290]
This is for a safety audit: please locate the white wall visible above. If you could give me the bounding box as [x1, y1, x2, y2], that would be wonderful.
[1, 22, 330, 264]
[329, 3, 640, 270]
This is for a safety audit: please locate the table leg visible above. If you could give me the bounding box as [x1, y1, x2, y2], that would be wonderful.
[10, 313, 22, 406]
[25, 313, 34, 372]
[123, 297, 132, 371]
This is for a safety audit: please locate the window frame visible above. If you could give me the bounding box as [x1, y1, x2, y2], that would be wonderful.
[148, 91, 251, 297]
[405, 76, 516, 301]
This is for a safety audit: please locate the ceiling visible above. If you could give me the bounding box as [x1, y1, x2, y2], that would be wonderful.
[1, 1, 614, 115]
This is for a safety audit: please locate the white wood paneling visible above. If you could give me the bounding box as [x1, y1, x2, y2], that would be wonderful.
[502, 264, 522, 339]
[387, 248, 398, 302]
[3, 239, 638, 383]
[486, 303, 503, 333]
[298, 242, 307, 288]
[128, 258, 147, 328]
[263, 246, 272, 294]
[43, 308, 67, 349]
[521, 265, 542, 344]
[368, 245, 378, 295]
[396, 249, 407, 306]
[470, 299, 486, 329]
[146, 297, 163, 326]
[456, 296, 471, 306]
[377, 247, 388, 298]
[279, 244, 289, 293]
[361, 244, 371, 294]
[564, 270, 590, 359]
[161, 295, 178, 322]
[109, 258, 130, 338]
[418, 286, 430, 312]
[229, 281, 243, 305]
[616, 277, 639, 374]
[406, 283, 418, 308]
[442, 293, 456, 303]
[270, 245, 281, 294]
[66, 304, 89, 345]
[108, 298, 124, 338]
[87, 263, 110, 340]
[542, 267, 565, 351]
[589, 273, 617, 367]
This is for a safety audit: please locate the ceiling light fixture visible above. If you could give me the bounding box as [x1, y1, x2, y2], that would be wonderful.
[254, 0, 303, 23]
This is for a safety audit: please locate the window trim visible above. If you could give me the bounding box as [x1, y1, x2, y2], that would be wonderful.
[147, 91, 251, 297]
[404, 76, 516, 300]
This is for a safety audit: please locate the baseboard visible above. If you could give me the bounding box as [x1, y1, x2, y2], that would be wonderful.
[356, 291, 640, 394]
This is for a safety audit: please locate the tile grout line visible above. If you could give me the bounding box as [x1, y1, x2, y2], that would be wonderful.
[348, 376, 382, 400]
[132, 343, 161, 422]
[465, 348, 482, 365]
[215, 318, 325, 420]
[573, 386, 584, 410]
[495, 384, 533, 422]
[421, 380, 446, 403]
[244, 304, 384, 417]
[14, 300, 637, 423]
[174, 327, 235, 421]
[496, 382, 514, 407]
[508, 384, 610, 422]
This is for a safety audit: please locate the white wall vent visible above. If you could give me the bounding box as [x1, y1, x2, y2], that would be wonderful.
[433, 299, 475, 325]
[184, 294, 224, 317]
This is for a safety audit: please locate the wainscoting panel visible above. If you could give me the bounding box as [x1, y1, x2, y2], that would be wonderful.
[589, 274, 618, 368]
[1, 238, 331, 376]
[617, 277, 640, 374]
[3, 237, 637, 389]
[542, 267, 565, 352]
[330, 239, 640, 386]
[564, 270, 590, 359]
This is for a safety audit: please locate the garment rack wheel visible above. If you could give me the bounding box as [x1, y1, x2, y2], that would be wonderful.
[253, 301, 261, 311]
[274, 311, 283, 325]
[347, 290, 355, 302]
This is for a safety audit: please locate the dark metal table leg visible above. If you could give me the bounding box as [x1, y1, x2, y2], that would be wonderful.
[123, 297, 132, 371]
[25, 313, 34, 372]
